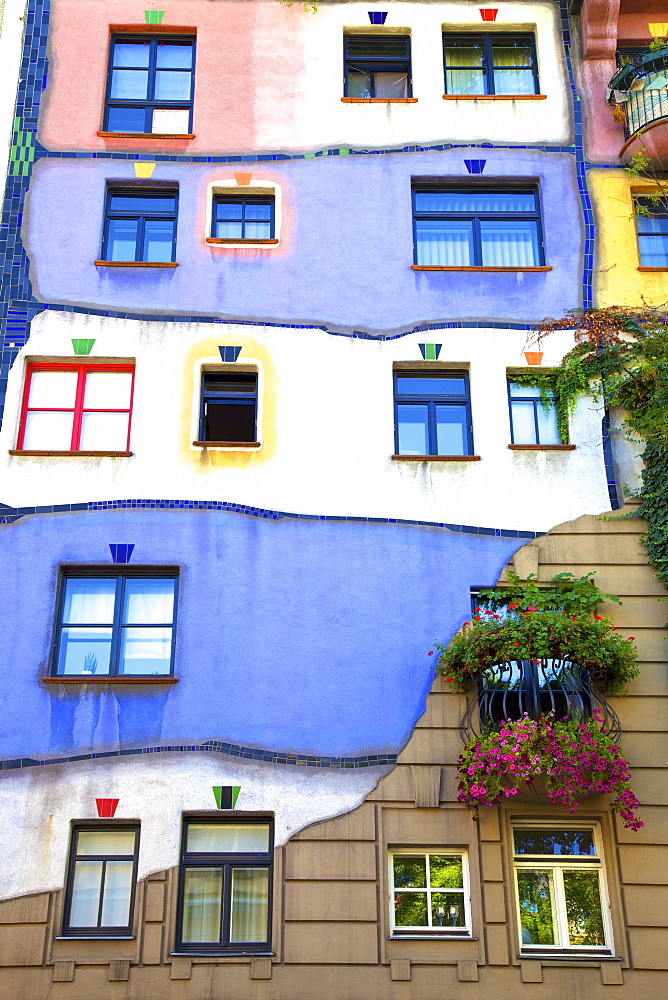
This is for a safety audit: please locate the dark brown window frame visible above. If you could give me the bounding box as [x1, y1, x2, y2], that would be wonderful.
[62, 823, 140, 937]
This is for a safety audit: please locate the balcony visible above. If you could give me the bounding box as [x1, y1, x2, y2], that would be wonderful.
[608, 47, 668, 166]
[460, 658, 621, 742]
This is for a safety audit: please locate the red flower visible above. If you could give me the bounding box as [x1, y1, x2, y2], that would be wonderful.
[445, 676, 454, 682]
[473, 616, 481, 621]
[628, 636, 635, 641]
[427, 651, 433, 656]
[594, 615, 602, 620]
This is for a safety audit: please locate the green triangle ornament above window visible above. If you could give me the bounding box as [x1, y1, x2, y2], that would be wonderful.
[212, 786, 241, 809]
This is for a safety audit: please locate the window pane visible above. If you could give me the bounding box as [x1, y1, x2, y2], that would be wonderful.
[514, 830, 596, 856]
[123, 579, 175, 624]
[84, 372, 133, 410]
[435, 404, 467, 455]
[100, 860, 134, 927]
[492, 40, 534, 68]
[535, 401, 561, 444]
[113, 42, 150, 68]
[110, 69, 149, 100]
[204, 401, 256, 442]
[69, 860, 103, 926]
[230, 868, 269, 942]
[57, 627, 113, 675]
[23, 411, 74, 450]
[181, 867, 223, 943]
[445, 67, 486, 95]
[516, 869, 557, 945]
[109, 193, 177, 213]
[28, 370, 78, 408]
[444, 39, 486, 95]
[154, 70, 192, 101]
[152, 108, 190, 133]
[245, 204, 272, 221]
[635, 208, 668, 233]
[107, 218, 139, 262]
[213, 221, 243, 239]
[143, 219, 175, 262]
[77, 830, 137, 856]
[415, 191, 536, 213]
[393, 856, 427, 888]
[107, 106, 147, 132]
[119, 626, 173, 675]
[397, 403, 429, 455]
[346, 37, 409, 58]
[431, 892, 466, 927]
[480, 219, 539, 266]
[493, 68, 536, 95]
[374, 72, 408, 98]
[347, 68, 372, 99]
[415, 220, 473, 266]
[509, 382, 543, 399]
[563, 871, 605, 946]
[394, 891, 428, 926]
[79, 412, 130, 451]
[396, 377, 466, 396]
[186, 823, 270, 854]
[62, 578, 116, 624]
[637, 234, 668, 267]
[511, 400, 538, 444]
[156, 43, 193, 69]
[203, 373, 257, 394]
[429, 856, 463, 889]
[215, 202, 244, 221]
[244, 221, 272, 239]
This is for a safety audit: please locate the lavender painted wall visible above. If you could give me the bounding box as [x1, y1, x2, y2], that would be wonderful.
[0, 507, 523, 761]
[25, 148, 583, 332]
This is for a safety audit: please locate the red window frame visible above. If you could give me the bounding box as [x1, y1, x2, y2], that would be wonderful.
[17, 363, 135, 452]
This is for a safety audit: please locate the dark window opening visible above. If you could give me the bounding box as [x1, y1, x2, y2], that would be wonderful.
[200, 372, 258, 443]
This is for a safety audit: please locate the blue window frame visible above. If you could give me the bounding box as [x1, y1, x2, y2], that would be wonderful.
[53, 570, 179, 677]
[104, 34, 195, 134]
[344, 35, 411, 98]
[102, 188, 178, 263]
[443, 34, 539, 96]
[508, 382, 561, 445]
[212, 197, 275, 240]
[199, 371, 258, 443]
[394, 371, 473, 457]
[412, 187, 544, 268]
[634, 198, 668, 267]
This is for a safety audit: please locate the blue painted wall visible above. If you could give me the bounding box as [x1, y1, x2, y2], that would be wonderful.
[0, 508, 523, 760]
[25, 149, 583, 332]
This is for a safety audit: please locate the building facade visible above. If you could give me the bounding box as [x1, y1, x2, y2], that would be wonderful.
[0, 1, 665, 996]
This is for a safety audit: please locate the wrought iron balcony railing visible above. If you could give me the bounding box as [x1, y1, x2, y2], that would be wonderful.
[608, 47, 668, 141]
[460, 659, 621, 743]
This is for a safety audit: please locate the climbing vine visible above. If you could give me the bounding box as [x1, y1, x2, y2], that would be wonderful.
[522, 308, 668, 589]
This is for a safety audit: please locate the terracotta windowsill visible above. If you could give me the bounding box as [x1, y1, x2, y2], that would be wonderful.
[206, 238, 279, 245]
[509, 444, 575, 451]
[97, 132, 194, 139]
[9, 450, 132, 457]
[638, 266, 668, 271]
[341, 97, 418, 103]
[109, 24, 197, 34]
[94, 261, 178, 268]
[442, 94, 547, 101]
[193, 441, 261, 448]
[392, 455, 481, 462]
[43, 676, 178, 685]
[412, 265, 552, 272]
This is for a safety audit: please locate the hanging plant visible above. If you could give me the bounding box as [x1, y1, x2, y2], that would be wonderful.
[457, 714, 643, 831]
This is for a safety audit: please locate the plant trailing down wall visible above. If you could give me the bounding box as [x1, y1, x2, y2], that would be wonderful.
[519, 308, 668, 588]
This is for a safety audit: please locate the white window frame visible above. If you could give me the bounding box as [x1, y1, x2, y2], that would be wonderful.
[388, 848, 471, 937]
[512, 821, 614, 955]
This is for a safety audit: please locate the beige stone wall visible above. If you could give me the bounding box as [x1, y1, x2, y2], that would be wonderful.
[0, 503, 666, 998]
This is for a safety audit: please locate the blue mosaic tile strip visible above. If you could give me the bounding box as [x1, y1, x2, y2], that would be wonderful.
[0, 497, 544, 538]
[0, 741, 397, 771]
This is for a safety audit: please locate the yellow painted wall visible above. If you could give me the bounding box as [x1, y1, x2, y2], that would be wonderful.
[589, 169, 668, 308]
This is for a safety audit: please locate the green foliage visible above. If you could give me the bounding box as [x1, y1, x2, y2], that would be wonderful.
[477, 570, 621, 616]
[278, 0, 318, 11]
[528, 308, 668, 590]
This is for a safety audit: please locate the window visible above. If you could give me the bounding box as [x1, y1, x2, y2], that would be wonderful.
[508, 381, 561, 445]
[211, 196, 275, 241]
[199, 371, 258, 444]
[443, 34, 539, 96]
[394, 370, 472, 456]
[63, 826, 139, 936]
[389, 851, 470, 935]
[53, 571, 178, 677]
[412, 188, 544, 268]
[477, 659, 592, 729]
[634, 198, 668, 267]
[17, 364, 134, 453]
[344, 35, 411, 98]
[104, 34, 195, 134]
[513, 825, 612, 953]
[102, 189, 178, 263]
[177, 818, 273, 953]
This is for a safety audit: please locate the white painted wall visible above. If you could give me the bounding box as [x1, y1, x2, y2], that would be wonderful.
[0, 310, 612, 531]
[258, 1, 572, 151]
[0, 753, 390, 899]
[0, 0, 26, 186]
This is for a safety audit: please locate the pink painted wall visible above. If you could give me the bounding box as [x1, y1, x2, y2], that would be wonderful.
[39, 0, 306, 154]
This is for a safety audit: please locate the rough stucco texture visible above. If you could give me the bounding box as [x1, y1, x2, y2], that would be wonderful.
[25, 149, 584, 330]
[0, 508, 523, 760]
